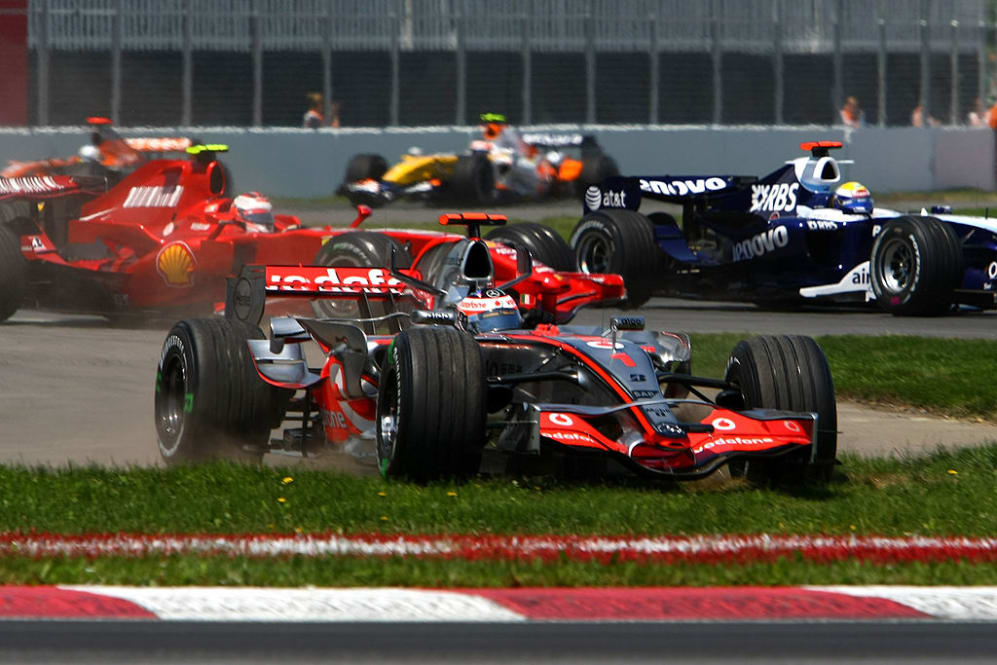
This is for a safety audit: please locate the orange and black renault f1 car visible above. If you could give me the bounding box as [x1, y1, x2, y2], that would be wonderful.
[341, 133, 618, 208]
[154, 214, 837, 485]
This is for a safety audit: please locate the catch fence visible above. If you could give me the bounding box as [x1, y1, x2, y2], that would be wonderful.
[11, 0, 996, 127]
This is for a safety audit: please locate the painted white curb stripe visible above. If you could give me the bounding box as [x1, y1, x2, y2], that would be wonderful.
[61, 586, 526, 623]
[11, 533, 997, 559]
[812, 586, 997, 621]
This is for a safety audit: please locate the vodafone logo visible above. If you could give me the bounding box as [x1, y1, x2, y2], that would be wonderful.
[711, 417, 736, 431]
[266, 267, 403, 293]
[784, 420, 802, 433]
[586, 339, 624, 351]
[548, 413, 574, 426]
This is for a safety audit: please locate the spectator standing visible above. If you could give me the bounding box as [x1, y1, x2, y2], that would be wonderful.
[303, 92, 324, 128]
[839, 96, 864, 128]
[967, 97, 987, 126]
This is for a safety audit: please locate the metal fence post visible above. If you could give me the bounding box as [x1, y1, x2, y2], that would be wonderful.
[182, 0, 192, 126]
[322, 0, 332, 126]
[455, 4, 466, 125]
[111, 0, 122, 124]
[949, 19, 958, 125]
[251, 0, 262, 127]
[521, 14, 531, 125]
[877, 14, 886, 126]
[773, 0, 783, 125]
[648, 13, 658, 124]
[919, 1, 930, 125]
[833, 0, 843, 115]
[585, 3, 596, 124]
[978, 16, 986, 114]
[36, 0, 49, 126]
[390, 6, 400, 126]
[710, 0, 722, 125]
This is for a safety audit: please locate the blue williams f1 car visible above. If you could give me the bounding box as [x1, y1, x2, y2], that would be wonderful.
[571, 141, 997, 315]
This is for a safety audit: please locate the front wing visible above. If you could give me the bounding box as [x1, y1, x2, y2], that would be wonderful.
[523, 399, 815, 479]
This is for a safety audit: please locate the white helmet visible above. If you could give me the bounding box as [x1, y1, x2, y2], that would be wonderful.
[78, 145, 101, 162]
[233, 192, 275, 230]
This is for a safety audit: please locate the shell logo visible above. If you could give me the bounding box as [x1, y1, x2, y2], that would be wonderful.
[156, 242, 196, 287]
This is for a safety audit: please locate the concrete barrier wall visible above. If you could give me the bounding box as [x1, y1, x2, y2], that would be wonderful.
[0, 125, 992, 198]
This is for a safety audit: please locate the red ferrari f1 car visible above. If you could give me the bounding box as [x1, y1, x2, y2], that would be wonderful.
[0, 144, 335, 323]
[154, 214, 837, 485]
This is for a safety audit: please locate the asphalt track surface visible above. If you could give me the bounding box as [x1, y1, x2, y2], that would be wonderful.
[2, 620, 996, 664]
[2, 301, 996, 468]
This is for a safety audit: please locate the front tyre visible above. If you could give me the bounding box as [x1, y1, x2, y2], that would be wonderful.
[570, 209, 661, 307]
[155, 318, 278, 465]
[724, 335, 837, 484]
[0, 225, 26, 322]
[870, 216, 962, 316]
[376, 327, 486, 482]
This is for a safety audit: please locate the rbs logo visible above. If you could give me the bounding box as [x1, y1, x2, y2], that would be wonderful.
[749, 183, 799, 213]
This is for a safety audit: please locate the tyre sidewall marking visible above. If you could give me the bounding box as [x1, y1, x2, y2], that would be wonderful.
[157, 330, 191, 458]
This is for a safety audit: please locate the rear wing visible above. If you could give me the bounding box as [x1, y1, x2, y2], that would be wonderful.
[521, 133, 604, 155]
[224, 264, 430, 329]
[582, 174, 755, 213]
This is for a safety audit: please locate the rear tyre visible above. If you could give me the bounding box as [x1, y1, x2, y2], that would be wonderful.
[376, 327, 486, 482]
[575, 153, 620, 196]
[870, 216, 962, 316]
[155, 318, 280, 465]
[0, 225, 26, 323]
[570, 209, 661, 307]
[485, 222, 574, 271]
[343, 153, 388, 184]
[450, 153, 495, 205]
[724, 335, 837, 485]
[311, 232, 413, 319]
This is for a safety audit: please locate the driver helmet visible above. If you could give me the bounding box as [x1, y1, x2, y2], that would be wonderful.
[233, 191, 275, 231]
[78, 144, 101, 162]
[480, 112, 507, 140]
[832, 181, 874, 214]
[456, 288, 522, 333]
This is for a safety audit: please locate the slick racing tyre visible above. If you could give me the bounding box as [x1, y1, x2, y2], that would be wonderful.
[870, 216, 962, 316]
[451, 153, 495, 205]
[575, 153, 620, 197]
[343, 153, 389, 184]
[724, 335, 837, 485]
[311, 232, 413, 319]
[155, 318, 281, 465]
[485, 222, 575, 271]
[570, 209, 661, 307]
[0, 225, 26, 323]
[376, 326, 486, 482]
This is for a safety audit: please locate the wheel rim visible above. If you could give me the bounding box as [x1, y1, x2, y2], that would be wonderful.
[876, 236, 915, 293]
[156, 355, 187, 455]
[376, 367, 401, 476]
[576, 232, 613, 274]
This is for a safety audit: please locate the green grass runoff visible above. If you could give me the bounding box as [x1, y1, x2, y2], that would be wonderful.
[2, 445, 995, 536]
[1, 445, 996, 586]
